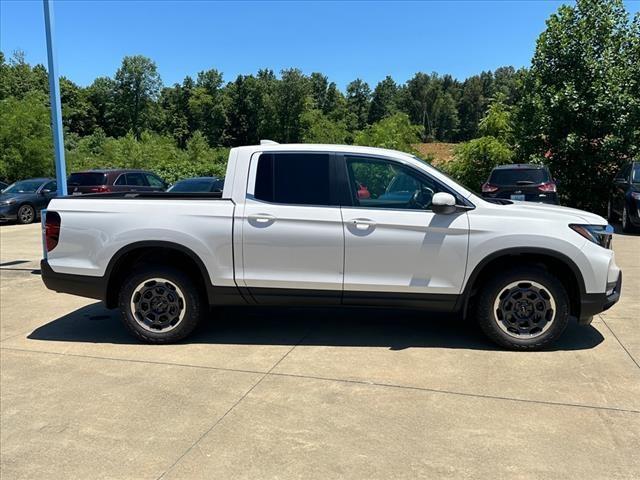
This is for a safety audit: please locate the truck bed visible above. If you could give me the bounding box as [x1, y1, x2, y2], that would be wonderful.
[45, 195, 236, 286]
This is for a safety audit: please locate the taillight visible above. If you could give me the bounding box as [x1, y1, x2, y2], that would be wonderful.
[45, 211, 61, 252]
[482, 183, 499, 193]
[90, 186, 111, 193]
[538, 182, 557, 193]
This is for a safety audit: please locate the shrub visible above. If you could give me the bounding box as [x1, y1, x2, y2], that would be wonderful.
[445, 136, 514, 191]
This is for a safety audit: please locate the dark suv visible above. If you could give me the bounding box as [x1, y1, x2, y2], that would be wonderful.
[67, 169, 168, 195]
[608, 161, 640, 233]
[482, 164, 558, 204]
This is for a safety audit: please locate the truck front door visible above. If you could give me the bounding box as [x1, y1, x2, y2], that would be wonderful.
[339, 155, 469, 310]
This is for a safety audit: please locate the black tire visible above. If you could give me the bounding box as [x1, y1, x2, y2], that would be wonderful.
[16, 204, 35, 224]
[621, 204, 636, 233]
[475, 267, 569, 350]
[607, 200, 616, 223]
[118, 264, 205, 343]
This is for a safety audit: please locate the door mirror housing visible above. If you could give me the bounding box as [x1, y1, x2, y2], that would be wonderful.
[431, 192, 457, 215]
[40, 189, 51, 195]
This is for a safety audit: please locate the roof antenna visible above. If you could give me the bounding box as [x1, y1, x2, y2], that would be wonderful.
[260, 139, 279, 145]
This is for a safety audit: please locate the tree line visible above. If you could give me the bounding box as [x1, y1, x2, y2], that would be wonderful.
[0, 51, 522, 147]
[1, 0, 638, 213]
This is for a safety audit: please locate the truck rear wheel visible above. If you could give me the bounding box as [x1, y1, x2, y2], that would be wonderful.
[475, 267, 569, 350]
[118, 265, 204, 343]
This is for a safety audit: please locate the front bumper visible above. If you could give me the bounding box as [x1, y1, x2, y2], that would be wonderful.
[41, 259, 106, 301]
[0, 204, 18, 221]
[578, 271, 622, 324]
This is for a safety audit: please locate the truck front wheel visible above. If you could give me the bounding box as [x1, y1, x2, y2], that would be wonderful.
[475, 267, 569, 350]
[118, 265, 204, 343]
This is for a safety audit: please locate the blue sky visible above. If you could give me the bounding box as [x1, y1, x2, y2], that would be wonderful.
[2, 1, 639, 90]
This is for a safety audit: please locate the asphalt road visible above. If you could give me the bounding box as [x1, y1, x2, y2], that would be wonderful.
[1, 223, 639, 479]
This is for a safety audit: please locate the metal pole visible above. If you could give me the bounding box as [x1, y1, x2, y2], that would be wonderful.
[43, 0, 67, 196]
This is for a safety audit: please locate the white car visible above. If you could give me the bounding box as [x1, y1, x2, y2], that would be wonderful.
[41, 143, 622, 350]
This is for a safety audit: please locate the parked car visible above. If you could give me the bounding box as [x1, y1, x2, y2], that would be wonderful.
[0, 178, 57, 224]
[41, 143, 620, 350]
[167, 176, 224, 193]
[608, 161, 640, 233]
[482, 164, 558, 204]
[67, 169, 168, 195]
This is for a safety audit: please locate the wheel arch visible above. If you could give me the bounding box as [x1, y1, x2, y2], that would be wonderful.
[104, 241, 214, 308]
[459, 247, 586, 320]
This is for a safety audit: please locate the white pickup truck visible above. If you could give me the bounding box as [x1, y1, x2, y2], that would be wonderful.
[41, 143, 622, 350]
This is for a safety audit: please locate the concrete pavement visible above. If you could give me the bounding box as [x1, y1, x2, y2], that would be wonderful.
[1, 223, 639, 479]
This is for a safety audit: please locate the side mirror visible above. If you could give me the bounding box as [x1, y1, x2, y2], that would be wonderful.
[40, 189, 51, 195]
[431, 192, 457, 215]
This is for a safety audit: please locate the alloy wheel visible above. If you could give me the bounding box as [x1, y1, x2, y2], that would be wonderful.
[130, 278, 186, 333]
[493, 280, 556, 338]
[18, 205, 34, 224]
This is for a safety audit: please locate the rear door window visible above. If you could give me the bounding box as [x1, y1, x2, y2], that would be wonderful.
[254, 153, 331, 205]
[126, 173, 148, 186]
[68, 173, 107, 186]
[489, 168, 549, 185]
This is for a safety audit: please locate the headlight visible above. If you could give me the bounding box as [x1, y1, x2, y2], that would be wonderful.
[569, 224, 613, 249]
[0, 199, 17, 205]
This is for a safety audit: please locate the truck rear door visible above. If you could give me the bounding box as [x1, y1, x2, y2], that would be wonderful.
[237, 151, 344, 304]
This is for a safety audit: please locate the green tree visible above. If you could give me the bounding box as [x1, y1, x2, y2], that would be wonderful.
[518, 0, 640, 212]
[446, 137, 514, 191]
[0, 92, 53, 182]
[478, 94, 512, 140]
[60, 77, 95, 137]
[112, 55, 162, 138]
[159, 79, 193, 148]
[85, 76, 117, 137]
[189, 69, 226, 146]
[301, 108, 349, 144]
[309, 72, 329, 111]
[273, 69, 309, 143]
[444, 96, 515, 190]
[368, 76, 398, 124]
[0, 51, 48, 101]
[346, 78, 371, 131]
[223, 74, 264, 146]
[354, 113, 423, 154]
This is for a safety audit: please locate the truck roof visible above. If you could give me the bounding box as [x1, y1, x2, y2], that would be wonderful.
[232, 143, 417, 161]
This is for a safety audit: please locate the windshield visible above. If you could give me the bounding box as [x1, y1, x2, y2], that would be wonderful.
[68, 172, 107, 186]
[489, 168, 549, 185]
[3, 180, 43, 194]
[632, 164, 640, 184]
